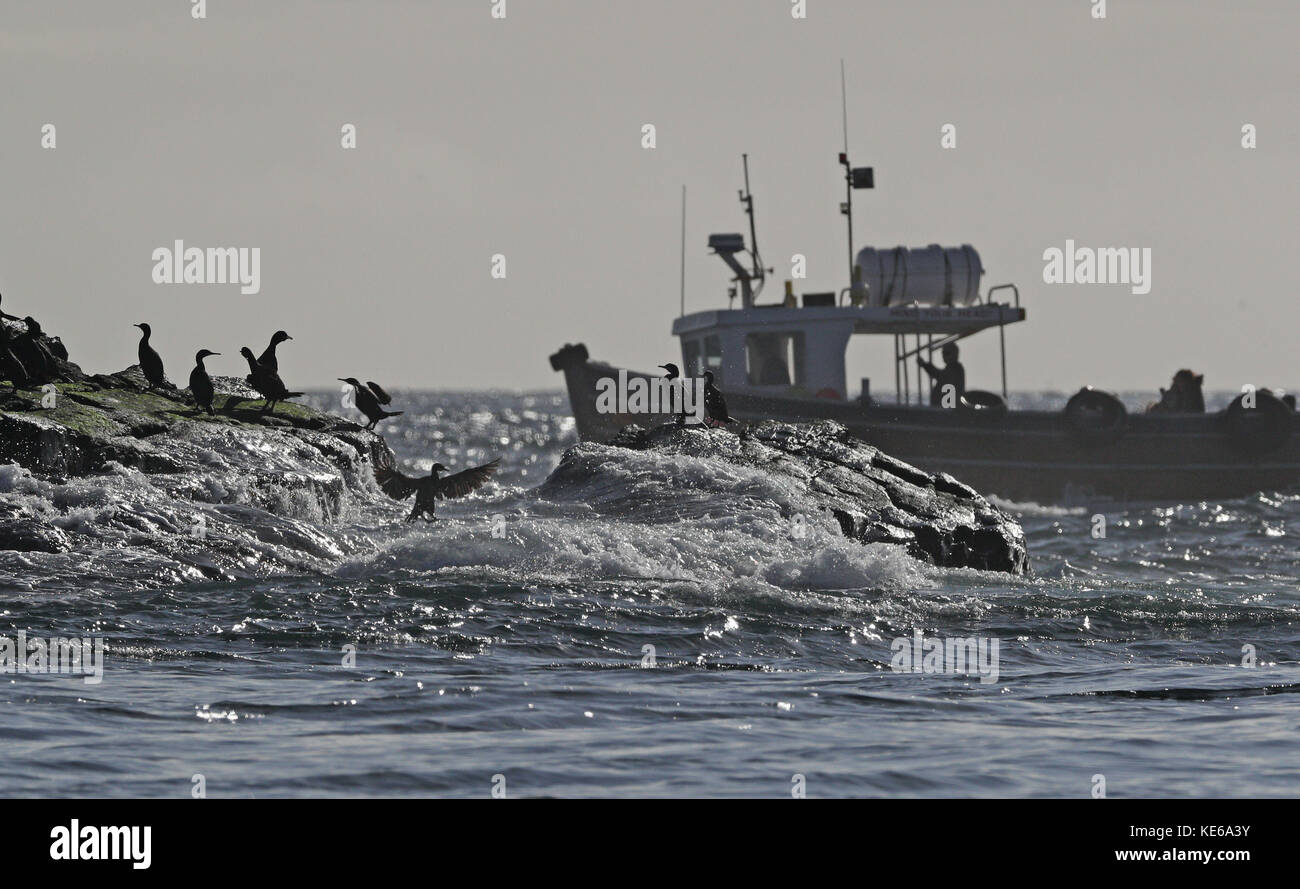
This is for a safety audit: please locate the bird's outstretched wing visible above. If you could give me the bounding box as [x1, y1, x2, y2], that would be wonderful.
[365, 381, 393, 405]
[435, 458, 500, 499]
[374, 465, 420, 500]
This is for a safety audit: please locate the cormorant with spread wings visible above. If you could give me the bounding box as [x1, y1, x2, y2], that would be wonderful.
[375, 456, 500, 522]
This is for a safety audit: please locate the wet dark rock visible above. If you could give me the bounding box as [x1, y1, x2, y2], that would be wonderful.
[0, 516, 71, 553]
[582, 420, 1030, 575]
[0, 370, 395, 554]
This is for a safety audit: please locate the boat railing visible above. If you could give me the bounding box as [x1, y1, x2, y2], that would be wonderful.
[986, 283, 1020, 308]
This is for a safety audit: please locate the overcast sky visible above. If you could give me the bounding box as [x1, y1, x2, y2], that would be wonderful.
[2, 1, 1296, 393]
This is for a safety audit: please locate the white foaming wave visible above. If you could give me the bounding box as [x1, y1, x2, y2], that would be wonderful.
[0, 439, 392, 589]
[987, 495, 1087, 518]
[0, 462, 43, 496]
[339, 469, 935, 602]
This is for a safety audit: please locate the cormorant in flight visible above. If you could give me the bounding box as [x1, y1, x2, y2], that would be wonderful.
[257, 330, 292, 373]
[189, 350, 220, 415]
[338, 377, 403, 430]
[239, 346, 302, 413]
[703, 371, 736, 425]
[375, 457, 500, 522]
[134, 322, 166, 390]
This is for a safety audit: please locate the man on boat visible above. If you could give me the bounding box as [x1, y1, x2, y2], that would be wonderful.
[918, 343, 966, 408]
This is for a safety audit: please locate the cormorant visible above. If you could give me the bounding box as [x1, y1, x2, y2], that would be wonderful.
[375, 457, 500, 522]
[189, 350, 220, 415]
[659, 363, 686, 425]
[14, 317, 58, 384]
[21, 316, 67, 362]
[257, 330, 292, 373]
[702, 371, 736, 425]
[0, 325, 31, 391]
[365, 381, 393, 405]
[338, 377, 403, 430]
[134, 322, 166, 390]
[239, 347, 302, 413]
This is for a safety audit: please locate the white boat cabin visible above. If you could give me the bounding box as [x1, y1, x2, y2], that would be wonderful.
[673, 232, 1025, 404]
[672, 299, 1024, 403]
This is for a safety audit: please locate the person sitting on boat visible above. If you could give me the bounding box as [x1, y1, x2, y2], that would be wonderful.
[918, 343, 966, 408]
[1146, 369, 1205, 413]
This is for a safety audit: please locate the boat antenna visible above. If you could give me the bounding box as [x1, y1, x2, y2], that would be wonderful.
[739, 154, 767, 299]
[841, 59, 850, 158]
[679, 184, 687, 318]
[838, 60, 874, 293]
[839, 59, 854, 287]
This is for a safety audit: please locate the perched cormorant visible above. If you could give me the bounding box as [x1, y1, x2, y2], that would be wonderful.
[703, 371, 736, 425]
[239, 347, 302, 413]
[189, 349, 220, 415]
[659, 363, 686, 425]
[338, 377, 404, 430]
[375, 457, 500, 522]
[134, 322, 166, 390]
[0, 325, 31, 391]
[14, 317, 58, 384]
[257, 330, 292, 373]
[9, 312, 68, 362]
[23, 316, 66, 358]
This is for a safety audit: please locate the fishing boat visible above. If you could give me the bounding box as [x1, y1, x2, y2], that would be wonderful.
[550, 156, 1299, 505]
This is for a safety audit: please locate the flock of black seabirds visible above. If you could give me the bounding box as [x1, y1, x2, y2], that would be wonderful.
[0, 293, 738, 522]
[0, 292, 527, 523]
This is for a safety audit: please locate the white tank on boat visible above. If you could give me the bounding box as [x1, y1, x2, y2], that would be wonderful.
[854, 244, 984, 307]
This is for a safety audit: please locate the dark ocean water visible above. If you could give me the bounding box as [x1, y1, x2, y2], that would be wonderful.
[1, 390, 1297, 798]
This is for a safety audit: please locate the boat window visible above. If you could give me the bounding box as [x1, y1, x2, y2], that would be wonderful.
[703, 336, 723, 382]
[682, 339, 703, 376]
[746, 332, 803, 386]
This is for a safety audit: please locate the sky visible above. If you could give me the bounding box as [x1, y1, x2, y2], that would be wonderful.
[1, 0, 1297, 392]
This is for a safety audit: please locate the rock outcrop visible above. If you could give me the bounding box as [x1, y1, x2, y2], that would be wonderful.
[0, 369, 393, 566]
[545, 420, 1030, 574]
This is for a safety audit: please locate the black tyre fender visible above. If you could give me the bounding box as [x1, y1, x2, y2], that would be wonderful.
[1224, 389, 1292, 455]
[959, 389, 1007, 417]
[1063, 387, 1127, 445]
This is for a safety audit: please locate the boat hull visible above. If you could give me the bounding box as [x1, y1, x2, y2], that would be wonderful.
[550, 344, 1300, 504]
